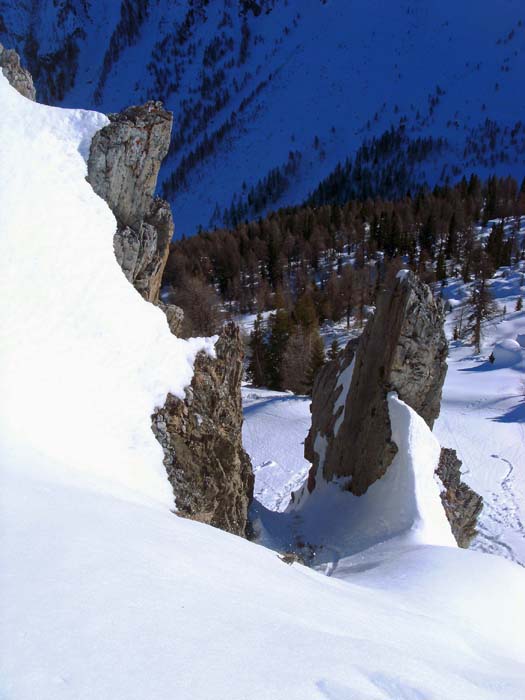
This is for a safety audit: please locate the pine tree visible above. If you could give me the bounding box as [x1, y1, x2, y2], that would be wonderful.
[247, 313, 266, 386]
[328, 338, 340, 361]
[306, 329, 325, 394]
[467, 257, 498, 353]
[436, 251, 447, 281]
[265, 309, 291, 390]
[516, 296, 523, 311]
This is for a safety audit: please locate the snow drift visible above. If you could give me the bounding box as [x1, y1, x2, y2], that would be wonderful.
[1, 75, 525, 700]
[0, 73, 214, 505]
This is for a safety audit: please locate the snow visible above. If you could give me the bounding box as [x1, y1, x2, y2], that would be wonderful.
[492, 338, 523, 366]
[242, 386, 311, 511]
[333, 357, 354, 437]
[252, 394, 456, 568]
[2, 77, 525, 700]
[0, 73, 214, 506]
[396, 268, 410, 281]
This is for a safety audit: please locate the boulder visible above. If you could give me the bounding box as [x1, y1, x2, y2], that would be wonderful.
[152, 323, 254, 536]
[0, 43, 36, 100]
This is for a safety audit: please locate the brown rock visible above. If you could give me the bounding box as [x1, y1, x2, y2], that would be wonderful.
[436, 448, 483, 548]
[152, 323, 254, 537]
[307, 272, 448, 496]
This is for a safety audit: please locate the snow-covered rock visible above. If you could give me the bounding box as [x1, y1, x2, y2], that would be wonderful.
[306, 271, 448, 496]
[492, 338, 523, 366]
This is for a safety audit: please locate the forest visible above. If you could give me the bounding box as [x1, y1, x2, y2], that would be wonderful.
[163, 174, 525, 393]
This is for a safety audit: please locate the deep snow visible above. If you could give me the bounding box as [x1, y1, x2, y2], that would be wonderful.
[1, 70, 525, 700]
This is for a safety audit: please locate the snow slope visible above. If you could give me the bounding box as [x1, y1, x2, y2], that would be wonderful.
[435, 259, 525, 566]
[0, 73, 214, 506]
[2, 72, 525, 700]
[2, 0, 525, 235]
[241, 241, 525, 568]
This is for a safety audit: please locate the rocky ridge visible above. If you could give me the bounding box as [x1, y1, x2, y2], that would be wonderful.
[0, 44, 253, 539]
[87, 101, 174, 303]
[437, 448, 483, 548]
[85, 95, 253, 537]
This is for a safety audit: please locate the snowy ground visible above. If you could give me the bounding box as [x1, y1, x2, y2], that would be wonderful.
[435, 263, 525, 566]
[241, 253, 525, 567]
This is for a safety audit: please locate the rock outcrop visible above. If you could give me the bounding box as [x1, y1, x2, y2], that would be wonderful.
[305, 271, 483, 547]
[0, 43, 36, 100]
[436, 448, 483, 548]
[86, 98, 253, 537]
[152, 323, 254, 536]
[307, 271, 448, 496]
[87, 101, 174, 303]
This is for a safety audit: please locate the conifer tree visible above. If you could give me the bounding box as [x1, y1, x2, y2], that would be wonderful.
[247, 313, 266, 386]
[328, 338, 340, 361]
[306, 329, 325, 394]
[467, 255, 498, 353]
[265, 309, 291, 390]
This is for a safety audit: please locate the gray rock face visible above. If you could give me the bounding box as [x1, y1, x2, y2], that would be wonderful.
[0, 43, 36, 100]
[307, 272, 448, 496]
[152, 323, 254, 537]
[113, 198, 173, 303]
[436, 448, 483, 548]
[87, 101, 174, 303]
[87, 102, 172, 229]
[157, 302, 185, 337]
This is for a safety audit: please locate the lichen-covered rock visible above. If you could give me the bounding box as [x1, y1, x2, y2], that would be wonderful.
[0, 43, 36, 100]
[87, 102, 172, 229]
[113, 198, 173, 303]
[152, 323, 254, 537]
[157, 302, 184, 337]
[436, 448, 483, 548]
[307, 272, 448, 496]
[87, 101, 173, 303]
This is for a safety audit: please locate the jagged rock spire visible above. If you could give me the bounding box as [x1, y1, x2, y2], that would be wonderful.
[307, 271, 448, 496]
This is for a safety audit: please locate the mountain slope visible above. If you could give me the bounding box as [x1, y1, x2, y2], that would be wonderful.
[1, 67, 525, 700]
[2, 0, 525, 236]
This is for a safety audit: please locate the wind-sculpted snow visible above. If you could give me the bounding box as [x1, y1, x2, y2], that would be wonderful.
[0, 75, 213, 504]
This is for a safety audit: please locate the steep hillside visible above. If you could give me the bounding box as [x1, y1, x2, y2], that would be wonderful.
[1, 0, 524, 235]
